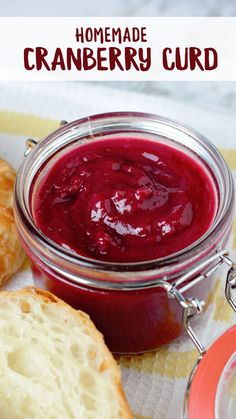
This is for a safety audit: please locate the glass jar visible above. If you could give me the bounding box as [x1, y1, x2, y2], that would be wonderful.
[13, 112, 235, 353]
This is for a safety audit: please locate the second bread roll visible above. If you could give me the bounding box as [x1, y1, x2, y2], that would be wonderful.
[0, 205, 25, 284]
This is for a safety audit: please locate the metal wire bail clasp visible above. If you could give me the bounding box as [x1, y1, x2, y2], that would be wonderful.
[24, 139, 38, 157]
[168, 285, 206, 355]
[24, 120, 67, 158]
[225, 258, 236, 312]
[167, 250, 233, 356]
[60, 120, 68, 126]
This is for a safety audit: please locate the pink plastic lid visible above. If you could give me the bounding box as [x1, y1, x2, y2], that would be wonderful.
[188, 325, 236, 419]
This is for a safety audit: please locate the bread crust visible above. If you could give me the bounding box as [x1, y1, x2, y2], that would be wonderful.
[0, 205, 25, 285]
[0, 287, 133, 418]
[0, 158, 25, 284]
[0, 158, 15, 208]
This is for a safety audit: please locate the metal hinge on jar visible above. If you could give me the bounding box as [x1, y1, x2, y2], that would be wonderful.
[163, 249, 236, 355]
[24, 121, 68, 157]
[24, 139, 38, 157]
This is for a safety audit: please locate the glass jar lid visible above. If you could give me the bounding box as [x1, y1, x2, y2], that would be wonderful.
[185, 263, 236, 419]
[187, 326, 236, 419]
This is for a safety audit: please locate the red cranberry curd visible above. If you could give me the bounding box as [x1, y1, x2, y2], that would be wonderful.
[32, 137, 217, 263]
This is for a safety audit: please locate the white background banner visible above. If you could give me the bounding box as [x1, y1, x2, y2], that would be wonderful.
[0, 17, 235, 81]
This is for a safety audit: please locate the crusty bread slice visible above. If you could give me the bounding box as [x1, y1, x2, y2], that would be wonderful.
[0, 157, 25, 284]
[0, 158, 15, 208]
[0, 287, 132, 419]
[0, 205, 25, 285]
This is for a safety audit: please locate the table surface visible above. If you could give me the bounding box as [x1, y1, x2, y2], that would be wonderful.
[1, 0, 236, 17]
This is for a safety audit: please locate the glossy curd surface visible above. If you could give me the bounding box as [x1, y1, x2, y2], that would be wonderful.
[33, 137, 216, 262]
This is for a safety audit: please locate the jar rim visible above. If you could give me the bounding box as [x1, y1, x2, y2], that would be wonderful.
[14, 111, 235, 286]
